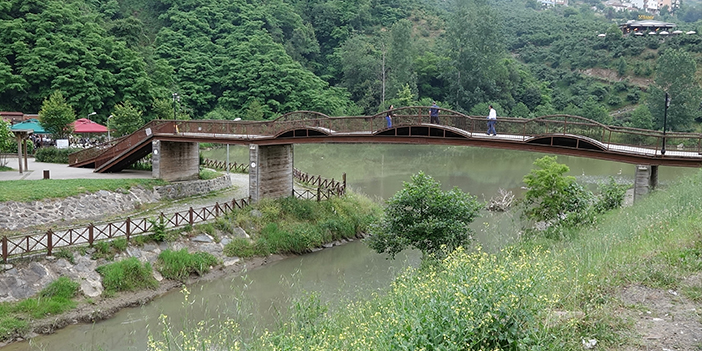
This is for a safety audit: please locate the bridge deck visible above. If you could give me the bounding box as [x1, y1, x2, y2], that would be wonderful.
[69, 108, 702, 172]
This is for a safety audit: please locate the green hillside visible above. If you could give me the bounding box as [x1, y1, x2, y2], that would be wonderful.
[2, 0, 702, 131]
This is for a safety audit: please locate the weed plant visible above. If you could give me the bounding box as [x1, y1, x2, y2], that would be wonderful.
[96, 258, 158, 296]
[157, 249, 219, 281]
[199, 168, 222, 180]
[54, 248, 75, 264]
[223, 193, 379, 257]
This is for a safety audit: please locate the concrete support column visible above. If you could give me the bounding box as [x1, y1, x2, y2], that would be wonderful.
[634, 165, 657, 202]
[249, 144, 294, 202]
[152, 140, 199, 181]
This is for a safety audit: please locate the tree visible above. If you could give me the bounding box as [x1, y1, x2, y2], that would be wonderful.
[111, 101, 144, 137]
[0, 120, 13, 167]
[521, 156, 592, 224]
[512, 102, 531, 118]
[368, 172, 482, 259]
[38, 91, 75, 139]
[626, 105, 654, 130]
[648, 49, 702, 132]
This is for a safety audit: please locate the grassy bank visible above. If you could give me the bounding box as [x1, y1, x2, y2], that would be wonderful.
[0, 179, 167, 202]
[0, 277, 80, 339]
[223, 193, 381, 257]
[148, 172, 702, 350]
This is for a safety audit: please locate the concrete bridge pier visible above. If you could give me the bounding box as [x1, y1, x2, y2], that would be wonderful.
[249, 144, 294, 202]
[634, 165, 658, 202]
[152, 140, 200, 181]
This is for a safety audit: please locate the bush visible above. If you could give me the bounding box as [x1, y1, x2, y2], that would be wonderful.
[157, 249, 219, 281]
[35, 147, 82, 163]
[96, 258, 158, 296]
[594, 176, 628, 213]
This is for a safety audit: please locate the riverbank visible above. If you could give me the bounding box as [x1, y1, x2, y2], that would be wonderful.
[0, 191, 379, 348]
[165, 172, 702, 350]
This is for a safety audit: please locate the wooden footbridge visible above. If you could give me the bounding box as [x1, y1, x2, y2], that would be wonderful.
[68, 106, 702, 200]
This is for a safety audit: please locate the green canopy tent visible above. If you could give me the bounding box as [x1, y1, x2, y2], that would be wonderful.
[10, 119, 47, 174]
[10, 118, 47, 134]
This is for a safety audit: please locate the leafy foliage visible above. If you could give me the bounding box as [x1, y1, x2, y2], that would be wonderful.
[368, 172, 482, 259]
[111, 101, 144, 137]
[38, 91, 75, 139]
[34, 147, 82, 163]
[521, 156, 593, 224]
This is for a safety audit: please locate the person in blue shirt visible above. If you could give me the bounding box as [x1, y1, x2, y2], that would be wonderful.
[386, 105, 394, 128]
[430, 102, 440, 124]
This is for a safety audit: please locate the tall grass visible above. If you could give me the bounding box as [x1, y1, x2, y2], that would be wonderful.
[223, 193, 380, 257]
[157, 249, 219, 281]
[96, 258, 158, 296]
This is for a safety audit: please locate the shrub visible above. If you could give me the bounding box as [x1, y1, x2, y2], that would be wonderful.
[35, 147, 82, 163]
[594, 176, 628, 213]
[96, 258, 158, 296]
[149, 217, 167, 242]
[157, 249, 219, 281]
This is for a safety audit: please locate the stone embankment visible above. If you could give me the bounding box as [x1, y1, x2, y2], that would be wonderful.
[0, 229, 246, 303]
[0, 175, 234, 231]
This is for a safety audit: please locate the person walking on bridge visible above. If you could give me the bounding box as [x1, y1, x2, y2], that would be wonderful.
[386, 105, 394, 128]
[487, 105, 497, 136]
[430, 101, 440, 124]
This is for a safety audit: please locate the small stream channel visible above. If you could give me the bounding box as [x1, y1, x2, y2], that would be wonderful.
[5, 144, 698, 350]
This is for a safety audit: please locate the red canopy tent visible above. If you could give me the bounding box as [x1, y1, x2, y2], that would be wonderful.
[72, 118, 108, 133]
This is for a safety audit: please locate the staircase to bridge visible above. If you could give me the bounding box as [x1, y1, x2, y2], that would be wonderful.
[69, 106, 702, 201]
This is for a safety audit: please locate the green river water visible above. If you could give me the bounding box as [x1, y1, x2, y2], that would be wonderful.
[6, 144, 698, 351]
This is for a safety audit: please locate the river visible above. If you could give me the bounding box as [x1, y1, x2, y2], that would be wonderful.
[6, 144, 697, 350]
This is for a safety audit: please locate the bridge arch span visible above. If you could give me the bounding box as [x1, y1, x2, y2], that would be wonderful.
[374, 124, 471, 139]
[526, 134, 607, 151]
[274, 126, 332, 139]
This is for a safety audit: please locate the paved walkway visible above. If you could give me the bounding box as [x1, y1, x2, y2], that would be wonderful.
[0, 157, 152, 181]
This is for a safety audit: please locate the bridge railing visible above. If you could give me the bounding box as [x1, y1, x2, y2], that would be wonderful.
[75, 107, 702, 168]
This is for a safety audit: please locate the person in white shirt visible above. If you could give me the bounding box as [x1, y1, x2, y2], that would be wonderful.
[487, 105, 497, 136]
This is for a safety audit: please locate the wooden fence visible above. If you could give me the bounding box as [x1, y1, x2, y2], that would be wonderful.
[201, 158, 249, 173]
[2, 198, 250, 262]
[2, 168, 348, 262]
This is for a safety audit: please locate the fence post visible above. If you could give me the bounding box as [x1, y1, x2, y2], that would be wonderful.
[189, 207, 194, 226]
[317, 187, 321, 202]
[47, 229, 53, 256]
[88, 224, 94, 246]
[215, 202, 220, 217]
[2, 236, 7, 262]
[126, 217, 131, 242]
[343, 173, 347, 194]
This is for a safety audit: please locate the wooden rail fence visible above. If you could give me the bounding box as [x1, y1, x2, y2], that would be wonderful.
[2, 169, 348, 262]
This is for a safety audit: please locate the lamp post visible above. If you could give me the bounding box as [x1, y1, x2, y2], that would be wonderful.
[107, 114, 114, 141]
[87, 112, 96, 120]
[172, 93, 180, 120]
[661, 92, 670, 155]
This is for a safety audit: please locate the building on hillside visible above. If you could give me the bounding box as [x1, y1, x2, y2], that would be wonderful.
[539, 0, 568, 6]
[0, 112, 39, 124]
[619, 20, 676, 35]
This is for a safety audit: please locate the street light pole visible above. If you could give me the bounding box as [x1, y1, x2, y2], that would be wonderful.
[662, 92, 670, 155]
[107, 114, 114, 141]
[172, 93, 180, 120]
[87, 112, 96, 120]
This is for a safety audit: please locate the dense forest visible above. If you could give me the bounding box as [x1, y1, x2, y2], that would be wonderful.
[2, 0, 702, 132]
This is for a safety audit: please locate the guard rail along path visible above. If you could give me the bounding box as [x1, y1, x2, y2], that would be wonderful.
[69, 107, 702, 170]
[2, 170, 347, 262]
